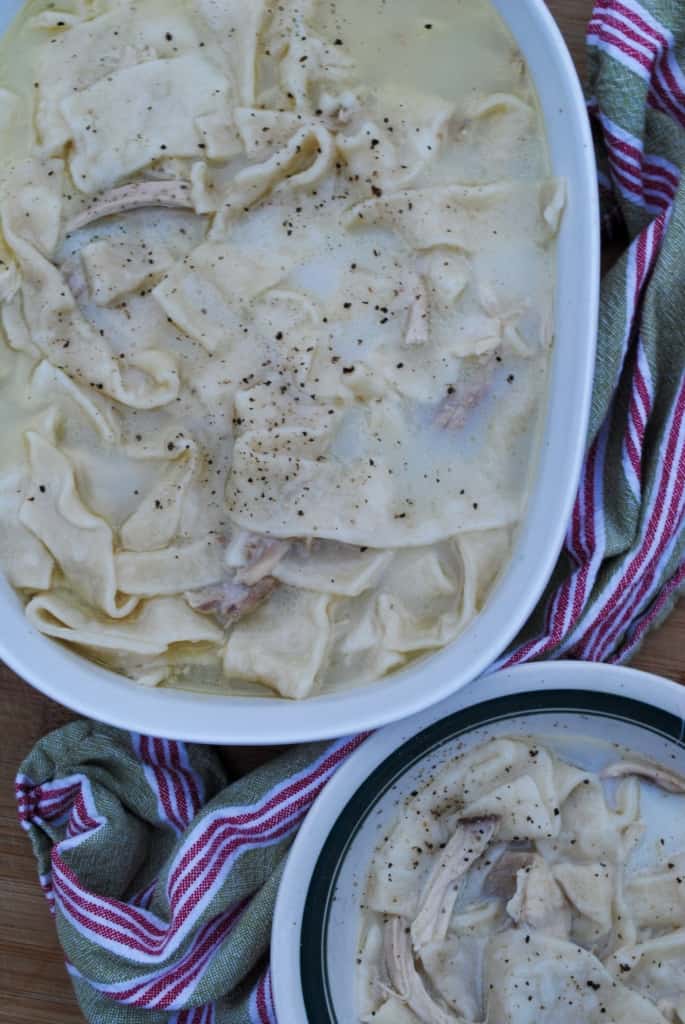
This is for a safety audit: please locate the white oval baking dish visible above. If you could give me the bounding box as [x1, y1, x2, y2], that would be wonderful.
[0, 0, 599, 742]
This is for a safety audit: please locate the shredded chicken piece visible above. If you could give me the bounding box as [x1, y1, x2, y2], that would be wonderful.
[384, 916, 467, 1024]
[435, 360, 493, 429]
[506, 855, 571, 938]
[603, 759, 685, 794]
[226, 531, 291, 586]
[404, 274, 430, 346]
[411, 816, 499, 949]
[66, 180, 194, 233]
[185, 576, 277, 628]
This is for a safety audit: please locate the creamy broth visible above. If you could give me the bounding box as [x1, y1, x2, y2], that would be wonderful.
[0, 0, 561, 697]
[358, 740, 685, 1024]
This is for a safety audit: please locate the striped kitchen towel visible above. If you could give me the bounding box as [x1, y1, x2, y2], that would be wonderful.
[497, 0, 685, 666]
[15, 2, 685, 1022]
[17, 723, 365, 1022]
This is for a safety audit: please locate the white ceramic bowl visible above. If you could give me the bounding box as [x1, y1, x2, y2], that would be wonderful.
[272, 662, 685, 1022]
[0, 0, 599, 742]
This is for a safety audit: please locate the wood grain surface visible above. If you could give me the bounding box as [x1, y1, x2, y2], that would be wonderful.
[1, 3, 683, 1021]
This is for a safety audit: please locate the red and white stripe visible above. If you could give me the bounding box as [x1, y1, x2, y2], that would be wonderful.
[587, 99, 680, 214]
[130, 734, 204, 835]
[588, 12, 656, 85]
[572, 369, 685, 660]
[502, 147, 673, 667]
[52, 847, 190, 963]
[42, 737, 363, 1012]
[498, 421, 609, 668]
[130, 878, 158, 910]
[15, 774, 37, 832]
[65, 787, 103, 839]
[589, 1, 685, 128]
[556, 242, 664, 655]
[249, 968, 277, 1024]
[611, 559, 685, 662]
[555, 426, 611, 651]
[593, 373, 685, 657]
[622, 338, 655, 501]
[69, 900, 247, 1010]
[16, 774, 83, 828]
[164, 736, 366, 925]
[607, 202, 669, 391]
[43, 736, 364, 965]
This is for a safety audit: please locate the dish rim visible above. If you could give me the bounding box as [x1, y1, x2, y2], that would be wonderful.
[271, 661, 685, 1022]
[0, 0, 600, 742]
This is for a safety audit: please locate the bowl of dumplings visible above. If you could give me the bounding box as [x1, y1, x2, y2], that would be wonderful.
[272, 662, 685, 1024]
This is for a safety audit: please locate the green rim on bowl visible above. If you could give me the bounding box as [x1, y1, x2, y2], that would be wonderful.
[300, 689, 685, 1023]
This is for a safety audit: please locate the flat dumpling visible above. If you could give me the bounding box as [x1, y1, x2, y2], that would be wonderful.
[325, 599, 406, 692]
[0, 88, 19, 140]
[419, 913, 496, 1020]
[4, 233, 181, 412]
[81, 238, 176, 307]
[116, 538, 224, 596]
[344, 180, 557, 252]
[272, 541, 393, 597]
[34, 2, 215, 154]
[366, 739, 582, 920]
[626, 855, 685, 932]
[263, 0, 355, 114]
[119, 438, 199, 552]
[344, 180, 558, 362]
[336, 82, 454, 190]
[606, 931, 685, 1012]
[153, 242, 293, 353]
[374, 545, 465, 652]
[226, 391, 524, 546]
[356, 921, 387, 1023]
[538, 774, 642, 865]
[366, 999, 419, 1024]
[449, 91, 547, 183]
[485, 931, 668, 1024]
[553, 861, 615, 946]
[26, 590, 223, 685]
[223, 587, 333, 699]
[0, 466, 54, 590]
[2, 157, 64, 258]
[322, 540, 486, 690]
[194, 0, 266, 105]
[20, 431, 137, 618]
[456, 527, 512, 621]
[62, 55, 231, 193]
[29, 360, 121, 445]
[211, 122, 336, 231]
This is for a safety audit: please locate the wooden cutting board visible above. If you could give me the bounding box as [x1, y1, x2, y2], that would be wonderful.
[1, 3, 683, 1021]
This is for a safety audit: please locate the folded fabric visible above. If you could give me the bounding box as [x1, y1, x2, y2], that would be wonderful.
[497, 0, 685, 666]
[16, 722, 364, 1022]
[14, 2, 685, 1023]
